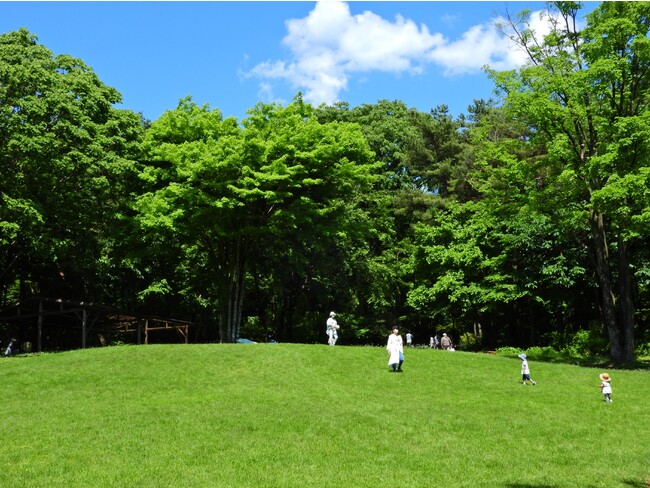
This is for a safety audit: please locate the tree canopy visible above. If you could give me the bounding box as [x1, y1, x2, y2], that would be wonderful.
[0, 28, 142, 307]
[2, 4, 650, 364]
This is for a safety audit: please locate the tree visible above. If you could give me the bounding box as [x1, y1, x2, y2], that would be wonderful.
[137, 96, 378, 342]
[490, 2, 650, 363]
[315, 100, 471, 339]
[0, 29, 143, 310]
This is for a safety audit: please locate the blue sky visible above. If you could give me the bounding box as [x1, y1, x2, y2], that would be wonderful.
[0, 1, 599, 122]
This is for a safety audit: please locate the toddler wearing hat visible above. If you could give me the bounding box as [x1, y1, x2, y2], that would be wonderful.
[599, 373, 613, 403]
[518, 354, 536, 385]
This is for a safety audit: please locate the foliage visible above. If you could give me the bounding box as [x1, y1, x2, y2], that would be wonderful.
[483, 1, 650, 363]
[560, 328, 610, 359]
[636, 342, 650, 359]
[0, 28, 143, 308]
[495, 346, 523, 358]
[523, 345, 565, 362]
[457, 332, 480, 351]
[136, 96, 379, 342]
[498, 330, 614, 366]
[3, 7, 650, 361]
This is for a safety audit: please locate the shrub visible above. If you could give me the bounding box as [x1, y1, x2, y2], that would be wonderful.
[563, 328, 609, 358]
[636, 342, 650, 358]
[524, 346, 562, 361]
[495, 346, 522, 358]
[458, 332, 481, 351]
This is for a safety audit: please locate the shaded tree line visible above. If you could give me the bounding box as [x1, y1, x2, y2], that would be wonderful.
[1, 2, 649, 364]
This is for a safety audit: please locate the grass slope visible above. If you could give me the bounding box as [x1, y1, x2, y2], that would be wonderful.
[0, 344, 648, 487]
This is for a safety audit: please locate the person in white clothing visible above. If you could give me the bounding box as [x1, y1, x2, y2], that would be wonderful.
[518, 354, 536, 385]
[406, 332, 413, 347]
[386, 327, 404, 372]
[599, 373, 613, 403]
[326, 311, 340, 346]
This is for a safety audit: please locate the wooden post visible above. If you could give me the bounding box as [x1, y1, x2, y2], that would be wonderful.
[144, 319, 149, 345]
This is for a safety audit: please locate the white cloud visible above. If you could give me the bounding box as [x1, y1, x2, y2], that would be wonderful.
[257, 81, 275, 103]
[428, 22, 526, 75]
[245, 0, 551, 106]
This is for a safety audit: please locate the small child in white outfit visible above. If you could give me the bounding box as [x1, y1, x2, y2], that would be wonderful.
[599, 373, 613, 403]
[518, 354, 536, 385]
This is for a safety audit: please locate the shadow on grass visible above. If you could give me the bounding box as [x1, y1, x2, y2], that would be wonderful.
[504, 483, 644, 488]
[492, 350, 650, 371]
[553, 357, 650, 371]
[504, 484, 559, 488]
[622, 477, 649, 488]
[504, 484, 602, 488]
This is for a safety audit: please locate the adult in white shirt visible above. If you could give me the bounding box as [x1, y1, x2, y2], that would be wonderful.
[326, 311, 340, 346]
[386, 327, 404, 372]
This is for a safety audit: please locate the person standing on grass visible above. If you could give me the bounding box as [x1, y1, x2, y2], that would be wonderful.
[326, 311, 340, 346]
[406, 331, 413, 348]
[387, 327, 404, 372]
[599, 373, 613, 403]
[440, 333, 452, 350]
[518, 354, 536, 385]
[429, 336, 434, 348]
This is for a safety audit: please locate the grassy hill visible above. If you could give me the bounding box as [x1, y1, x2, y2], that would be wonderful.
[0, 344, 648, 487]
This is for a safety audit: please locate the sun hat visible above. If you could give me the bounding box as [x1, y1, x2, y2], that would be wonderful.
[599, 373, 611, 382]
[518, 354, 527, 360]
[330, 311, 336, 317]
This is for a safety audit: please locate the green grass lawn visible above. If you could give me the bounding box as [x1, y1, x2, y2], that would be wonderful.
[0, 344, 648, 487]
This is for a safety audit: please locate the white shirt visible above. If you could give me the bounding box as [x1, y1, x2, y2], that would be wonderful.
[326, 317, 338, 330]
[601, 380, 612, 394]
[387, 333, 403, 365]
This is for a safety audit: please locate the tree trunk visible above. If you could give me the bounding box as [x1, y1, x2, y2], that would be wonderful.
[590, 209, 622, 364]
[225, 237, 246, 343]
[617, 235, 635, 363]
[216, 237, 247, 343]
[218, 311, 226, 343]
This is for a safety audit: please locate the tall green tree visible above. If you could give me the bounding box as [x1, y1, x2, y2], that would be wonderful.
[315, 100, 470, 339]
[137, 97, 378, 342]
[407, 103, 581, 348]
[490, 1, 650, 362]
[0, 29, 143, 308]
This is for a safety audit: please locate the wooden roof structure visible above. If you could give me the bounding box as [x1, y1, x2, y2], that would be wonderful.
[0, 296, 194, 352]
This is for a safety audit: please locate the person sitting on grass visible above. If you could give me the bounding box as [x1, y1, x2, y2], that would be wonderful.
[518, 354, 536, 385]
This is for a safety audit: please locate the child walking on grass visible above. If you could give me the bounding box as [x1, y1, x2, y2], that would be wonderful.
[518, 354, 536, 385]
[599, 373, 613, 403]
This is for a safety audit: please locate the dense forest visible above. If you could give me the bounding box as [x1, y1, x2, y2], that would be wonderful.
[1, 2, 649, 364]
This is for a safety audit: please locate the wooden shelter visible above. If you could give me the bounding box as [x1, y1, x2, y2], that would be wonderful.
[0, 296, 194, 353]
